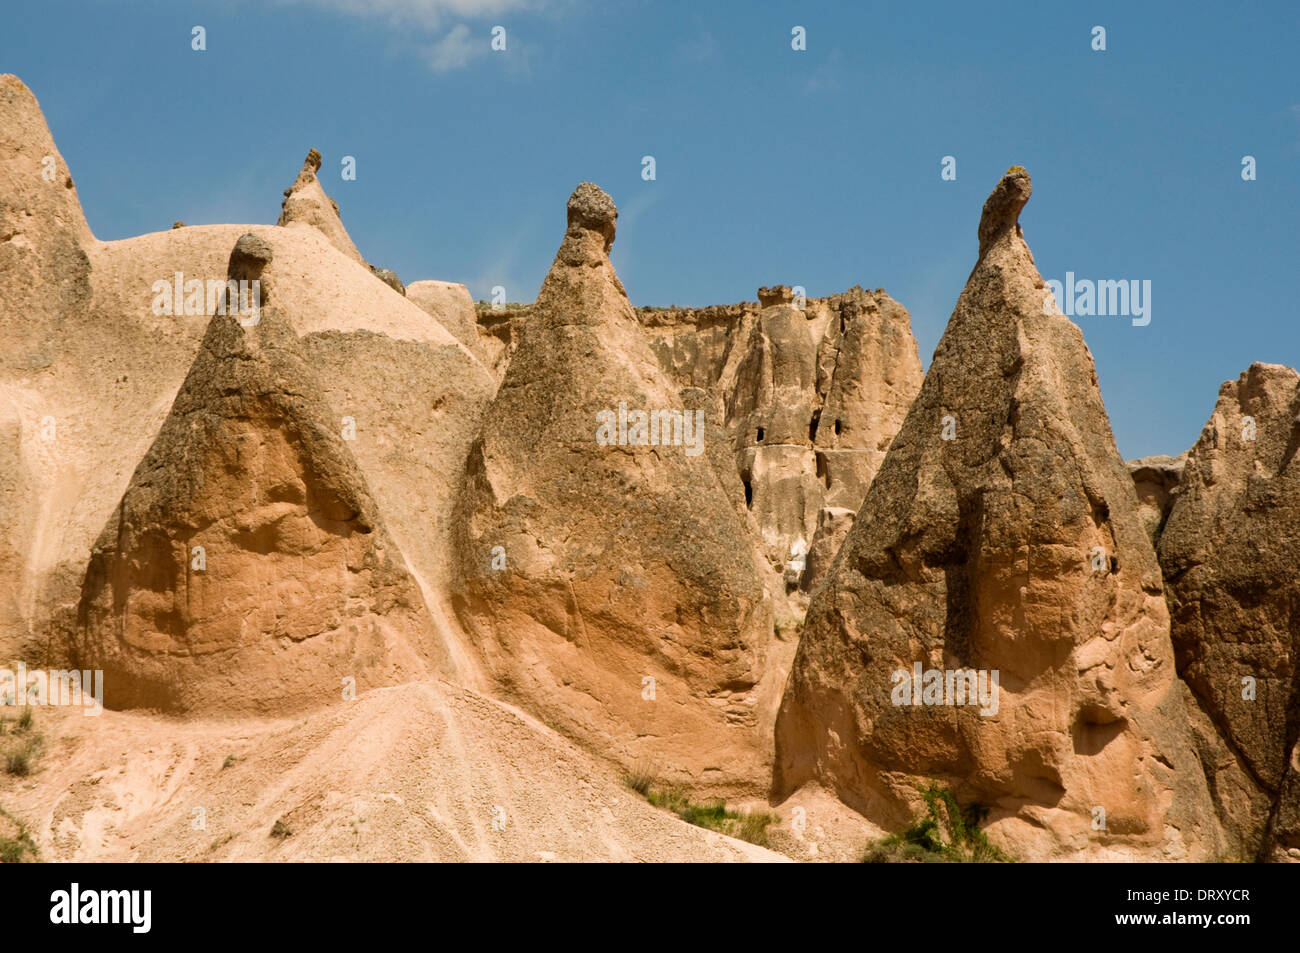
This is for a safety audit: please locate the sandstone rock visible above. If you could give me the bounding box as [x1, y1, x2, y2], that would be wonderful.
[811, 289, 920, 508]
[73, 281, 438, 714]
[0, 74, 93, 375]
[278, 148, 364, 264]
[451, 183, 780, 793]
[4, 214, 489, 669]
[0, 76, 493, 690]
[407, 279, 483, 355]
[727, 286, 922, 584]
[774, 168, 1227, 860]
[757, 285, 795, 308]
[369, 265, 405, 296]
[634, 288, 923, 589]
[1159, 362, 1300, 859]
[801, 506, 855, 594]
[1128, 453, 1185, 543]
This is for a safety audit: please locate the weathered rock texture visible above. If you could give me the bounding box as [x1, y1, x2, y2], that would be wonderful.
[801, 506, 855, 594]
[451, 184, 781, 793]
[278, 147, 406, 296]
[278, 149, 364, 263]
[1128, 453, 1186, 543]
[73, 283, 439, 713]
[407, 279, 487, 359]
[0, 78, 491, 697]
[774, 168, 1228, 860]
[1159, 362, 1300, 860]
[11, 70, 1294, 862]
[637, 287, 923, 586]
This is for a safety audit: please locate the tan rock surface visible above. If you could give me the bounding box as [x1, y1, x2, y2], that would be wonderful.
[277, 148, 364, 264]
[800, 506, 856, 594]
[8, 71, 1290, 863]
[1128, 453, 1186, 543]
[451, 183, 781, 794]
[774, 168, 1228, 860]
[0, 77, 492, 691]
[407, 279, 485, 357]
[1159, 362, 1300, 859]
[638, 288, 923, 589]
[73, 288, 440, 713]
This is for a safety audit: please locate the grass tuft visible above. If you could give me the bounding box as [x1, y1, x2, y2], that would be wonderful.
[863, 782, 1014, 863]
[0, 710, 42, 777]
[626, 772, 778, 847]
[0, 808, 38, 863]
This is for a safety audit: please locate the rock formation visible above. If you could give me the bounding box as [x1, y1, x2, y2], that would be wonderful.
[0, 77, 492, 697]
[1159, 362, 1300, 860]
[774, 168, 1228, 860]
[637, 286, 923, 588]
[1128, 453, 1186, 543]
[407, 279, 485, 357]
[8, 69, 1297, 862]
[278, 148, 364, 264]
[278, 147, 406, 296]
[451, 183, 781, 793]
[800, 506, 855, 594]
[73, 249, 439, 713]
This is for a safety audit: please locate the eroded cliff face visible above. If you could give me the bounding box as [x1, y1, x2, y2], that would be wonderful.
[1128, 454, 1186, 544]
[449, 184, 784, 794]
[637, 285, 923, 590]
[7, 68, 1296, 862]
[74, 292, 439, 714]
[773, 168, 1231, 861]
[1159, 363, 1300, 860]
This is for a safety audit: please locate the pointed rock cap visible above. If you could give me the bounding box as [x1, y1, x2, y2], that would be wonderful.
[566, 182, 617, 251]
[277, 147, 364, 264]
[452, 181, 776, 790]
[300, 148, 323, 175]
[0, 75, 92, 241]
[977, 165, 1032, 257]
[229, 232, 273, 279]
[545, 182, 629, 298]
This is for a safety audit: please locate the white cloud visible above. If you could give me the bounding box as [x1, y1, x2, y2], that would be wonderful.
[279, 0, 545, 71]
[279, 0, 536, 30]
[426, 24, 483, 72]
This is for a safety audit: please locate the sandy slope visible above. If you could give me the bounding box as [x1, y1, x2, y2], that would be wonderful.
[3, 680, 788, 862]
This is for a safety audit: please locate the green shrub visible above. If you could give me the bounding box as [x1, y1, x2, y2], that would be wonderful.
[863, 782, 1013, 863]
[0, 809, 38, 863]
[629, 779, 778, 847]
[623, 765, 656, 797]
[4, 751, 30, 777]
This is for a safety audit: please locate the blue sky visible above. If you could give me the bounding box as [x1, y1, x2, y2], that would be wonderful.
[5, 0, 1297, 458]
